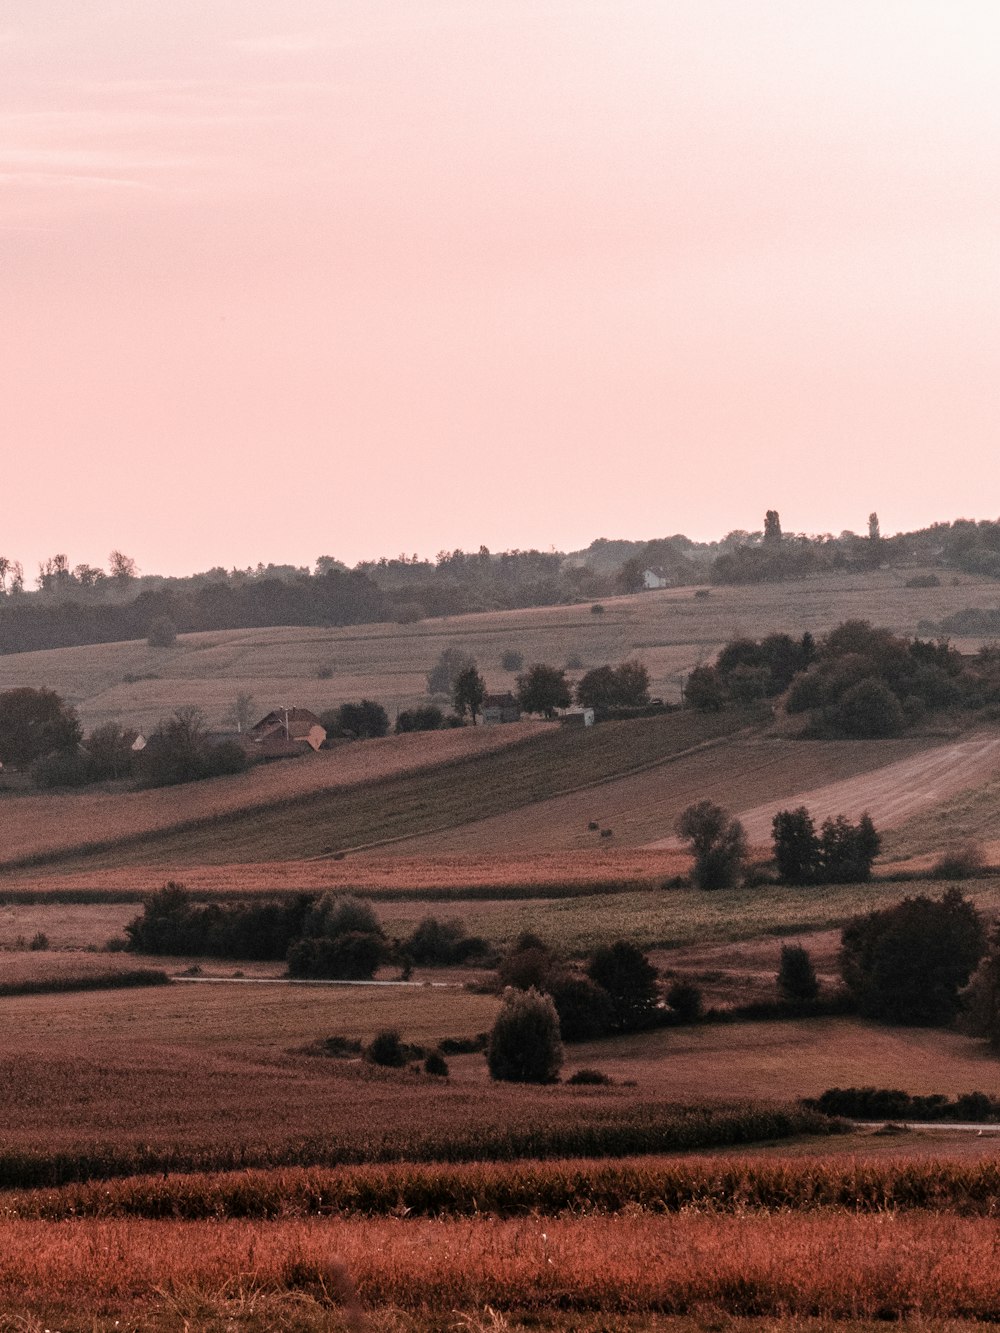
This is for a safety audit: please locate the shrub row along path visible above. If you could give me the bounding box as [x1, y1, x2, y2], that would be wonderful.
[645, 732, 1000, 851]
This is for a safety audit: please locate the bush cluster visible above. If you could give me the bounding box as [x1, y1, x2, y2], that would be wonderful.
[811, 1087, 1000, 1123]
[126, 886, 389, 980]
[491, 934, 661, 1060]
[772, 808, 881, 885]
[840, 889, 985, 1026]
[688, 619, 1000, 735]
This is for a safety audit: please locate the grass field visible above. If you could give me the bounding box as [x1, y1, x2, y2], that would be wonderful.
[0, 568, 992, 736]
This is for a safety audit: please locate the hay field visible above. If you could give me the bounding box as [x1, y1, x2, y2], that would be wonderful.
[0, 722, 545, 866]
[0, 567, 991, 733]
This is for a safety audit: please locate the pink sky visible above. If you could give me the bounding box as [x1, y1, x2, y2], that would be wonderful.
[3, 1, 999, 578]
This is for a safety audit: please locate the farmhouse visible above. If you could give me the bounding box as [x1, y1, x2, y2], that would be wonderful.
[481, 692, 522, 724]
[248, 708, 327, 756]
[643, 568, 669, 589]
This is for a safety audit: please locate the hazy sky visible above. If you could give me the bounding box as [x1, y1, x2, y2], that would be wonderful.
[3, 1, 998, 578]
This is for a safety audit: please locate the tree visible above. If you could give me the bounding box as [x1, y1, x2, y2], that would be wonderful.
[223, 691, 257, 734]
[108, 550, 138, 586]
[147, 615, 177, 648]
[426, 648, 475, 698]
[616, 558, 644, 594]
[777, 944, 819, 1002]
[487, 987, 564, 1083]
[675, 800, 748, 890]
[840, 889, 985, 1025]
[577, 660, 650, 711]
[683, 665, 725, 711]
[84, 721, 138, 781]
[501, 650, 524, 672]
[868, 512, 881, 543]
[516, 664, 571, 718]
[586, 941, 659, 1032]
[832, 679, 904, 738]
[575, 665, 618, 711]
[818, 812, 881, 883]
[763, 510, 782, 547]
[773, 808, 881, 885]
[325, 700, 389, 739]
[772, 808, 821, 885]
[0, 687, 81, 770]
[959, 926, 1000, 1048]
[453, 664, 486, 723]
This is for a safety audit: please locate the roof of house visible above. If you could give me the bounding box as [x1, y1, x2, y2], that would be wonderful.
[482, 692, 520, 709]
[250, 708, 325, 741]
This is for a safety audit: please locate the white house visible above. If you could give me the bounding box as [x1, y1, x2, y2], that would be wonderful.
[643, 568, 669, 590]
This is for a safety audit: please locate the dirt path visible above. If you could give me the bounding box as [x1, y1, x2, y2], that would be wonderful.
[646, 733, 1000, 849]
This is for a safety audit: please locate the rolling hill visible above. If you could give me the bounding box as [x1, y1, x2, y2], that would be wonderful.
[0, 567, 992, 734]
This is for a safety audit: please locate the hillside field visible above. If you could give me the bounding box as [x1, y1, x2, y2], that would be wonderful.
[0, 567, 993, 734]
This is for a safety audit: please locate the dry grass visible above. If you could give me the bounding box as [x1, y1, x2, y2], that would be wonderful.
[0, 568, 991, 735]
[1, 1212, 1000, 1324]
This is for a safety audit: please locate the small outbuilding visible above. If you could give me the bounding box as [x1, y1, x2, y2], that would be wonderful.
[481, 692, 522, 725]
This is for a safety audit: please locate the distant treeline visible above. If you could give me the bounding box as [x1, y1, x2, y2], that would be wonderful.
[3, 514, 1000, 654]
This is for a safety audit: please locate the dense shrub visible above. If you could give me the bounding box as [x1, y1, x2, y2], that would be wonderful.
[394, 706, 446, 734]
[322, 700, 389, 740]
[487, 988, 563, 1084]
[138, 709, 247, 788]
[812, 1087, 1000, 1123]
[840, 889, 985, 1026]
[666, 980, 703, 1023]
[365, 1029, 408, 1068]
[547, 971, 615, 1041]
[288, 894, 388, 980]
[586, 941, 659, 1033]
[404, 917, 489, 967]
[567, 1068, 613, 1085]
[676, 800, 748, 890]
[423, 1050, 450, 1077]
[125, 884, 313, 960]
[932, 843, 986, 880]
[959, 927, 1000, 1048]
[777, 945, 819, 1002]
[500, 649, 524, 672]
[831, 678, 905, 738]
